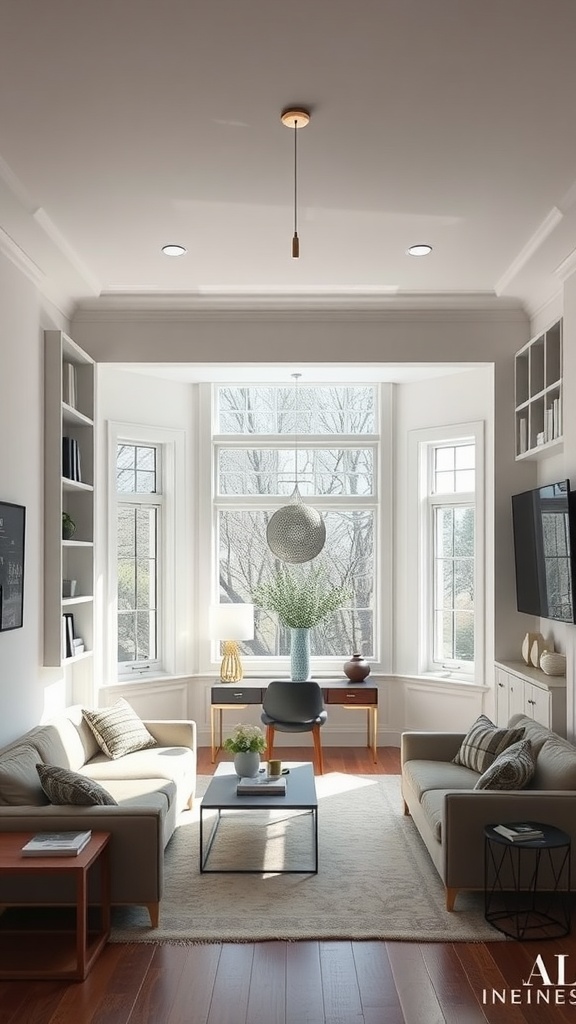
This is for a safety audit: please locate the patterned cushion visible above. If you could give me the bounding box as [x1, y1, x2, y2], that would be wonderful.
[452, 714, 525, 774]
[82, 699, 156, 760]
[474, 739, 536, 791]
[37, 763, 118, 806]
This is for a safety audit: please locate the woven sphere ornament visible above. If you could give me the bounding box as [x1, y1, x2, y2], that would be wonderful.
[266, 487, 326, 564]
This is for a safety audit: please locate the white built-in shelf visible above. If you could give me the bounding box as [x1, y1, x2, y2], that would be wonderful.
[44, 330, 95, 676]
[515, 318, 563, 459]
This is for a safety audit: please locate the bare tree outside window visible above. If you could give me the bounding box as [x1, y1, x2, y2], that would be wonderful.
[214, 385, 377, 660]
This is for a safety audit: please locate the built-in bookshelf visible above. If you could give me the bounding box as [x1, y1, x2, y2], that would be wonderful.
[514, 318, 562, 459]
[44, 331, 95, 689]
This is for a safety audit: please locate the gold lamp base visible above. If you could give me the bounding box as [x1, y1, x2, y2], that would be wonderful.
[220, 640, 243, 683]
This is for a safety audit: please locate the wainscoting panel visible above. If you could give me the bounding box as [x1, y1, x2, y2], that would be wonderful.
[404, 680, 484, 732]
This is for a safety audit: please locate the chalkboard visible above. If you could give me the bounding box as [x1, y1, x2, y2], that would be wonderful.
[0, 502, 25, 631]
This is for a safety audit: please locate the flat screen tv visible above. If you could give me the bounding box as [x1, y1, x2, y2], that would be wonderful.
[511, 479, 576, 623]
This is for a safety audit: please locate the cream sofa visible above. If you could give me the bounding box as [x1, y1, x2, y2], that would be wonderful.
[401, 714, 576, 911]
[0, 705, 196, 926]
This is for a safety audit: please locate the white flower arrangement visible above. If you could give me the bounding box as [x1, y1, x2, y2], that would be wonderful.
[223, 723, 267, 754]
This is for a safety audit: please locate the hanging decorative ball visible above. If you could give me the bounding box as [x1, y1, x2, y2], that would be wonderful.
[266, 488, 326, 564]
[343, 653, 371, 682]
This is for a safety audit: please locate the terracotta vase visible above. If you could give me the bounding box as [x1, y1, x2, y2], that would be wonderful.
[343, 653, 371, 682]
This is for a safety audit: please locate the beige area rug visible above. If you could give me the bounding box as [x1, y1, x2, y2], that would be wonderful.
[110, 772, 505, 944]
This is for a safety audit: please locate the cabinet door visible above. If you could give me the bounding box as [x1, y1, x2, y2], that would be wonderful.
[508, 675, 525, 719]
[494, 668, 509, 726]
[525, 682, 551, 728]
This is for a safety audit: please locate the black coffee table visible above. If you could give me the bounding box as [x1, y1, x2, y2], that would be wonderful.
[199, 762, 318, 874]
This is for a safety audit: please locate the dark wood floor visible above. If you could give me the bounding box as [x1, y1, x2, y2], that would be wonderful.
[2, 746, 575, 1024]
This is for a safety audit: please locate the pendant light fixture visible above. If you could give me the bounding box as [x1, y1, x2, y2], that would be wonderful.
[266, 373, 326, 564]
[281, 108, 310, 258]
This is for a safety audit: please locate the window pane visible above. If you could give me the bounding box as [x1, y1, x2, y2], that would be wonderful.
[116, 444, 157, 493]
[218, 508, 374, 657]
[218, 447, 374, 496]
[435, 470, 455, 494]
[435, 447, 454, 472]
[117, 505, 158, 663]
[217, 385, 376, 434]
[455, 469, 475, 493]
[433, 503, 474, 664]
[455, 444, 475, 469]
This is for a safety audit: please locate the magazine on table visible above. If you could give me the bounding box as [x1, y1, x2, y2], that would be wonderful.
[492, 823, 544, 842]
[21, 829, 92, 856]
[237, 776, 287, 795]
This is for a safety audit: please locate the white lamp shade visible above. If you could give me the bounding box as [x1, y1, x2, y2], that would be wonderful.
[209, 603, 254, 641]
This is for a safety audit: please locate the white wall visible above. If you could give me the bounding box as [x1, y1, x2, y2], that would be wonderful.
[0, 252, 69, 744]
[394, 366, 493, 677]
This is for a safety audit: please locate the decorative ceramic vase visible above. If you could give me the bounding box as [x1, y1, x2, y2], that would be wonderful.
[540, 650, 566, 676]
[521, 631, 542, 666]
[530, 635, 546, 668]
[343, 653, 371, 682]
[62, 512, 76, 540]
[290, 627, 311, 681]
[233, 751, 260, 778]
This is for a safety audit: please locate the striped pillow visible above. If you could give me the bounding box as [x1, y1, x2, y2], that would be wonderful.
[474, 739, 535, 791]
[37, 763, 118, 805]
[82, 699, 156, 760]
[453, 714, 525, 774]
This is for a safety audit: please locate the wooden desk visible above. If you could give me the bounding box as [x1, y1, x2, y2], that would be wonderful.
[0, 831, 111, 981]
[211, 680, 378, 763]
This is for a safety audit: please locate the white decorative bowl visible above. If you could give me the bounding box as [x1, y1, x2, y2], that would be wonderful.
[540, 651, 566, 677]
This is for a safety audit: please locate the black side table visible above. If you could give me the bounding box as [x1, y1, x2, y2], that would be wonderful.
[484, 822, 571, 940]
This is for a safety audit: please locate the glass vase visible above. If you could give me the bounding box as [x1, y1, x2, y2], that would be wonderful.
[290, 627, 311, 680]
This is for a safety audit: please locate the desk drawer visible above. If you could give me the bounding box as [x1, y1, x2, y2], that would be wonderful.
[325, 687, 378, 706]
[212, 686, 264, 704]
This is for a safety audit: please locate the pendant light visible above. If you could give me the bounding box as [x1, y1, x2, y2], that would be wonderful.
[281, 108, 310, 258]
[266, 373, 326, 563]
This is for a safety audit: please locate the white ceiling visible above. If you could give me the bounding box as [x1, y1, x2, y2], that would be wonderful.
[115, 362, 481, 384]
[1, 1, 576, 316]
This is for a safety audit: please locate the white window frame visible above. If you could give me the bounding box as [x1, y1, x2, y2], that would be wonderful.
[106, 422, 186, 683]
[196, 382, 393, 676]
[409, 421, 484, 684]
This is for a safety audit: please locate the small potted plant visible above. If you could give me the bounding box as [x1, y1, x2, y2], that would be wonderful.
[224, 723, 266, 778]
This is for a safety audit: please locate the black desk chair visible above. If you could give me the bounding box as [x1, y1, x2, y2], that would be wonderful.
[261, 680, 327, 775]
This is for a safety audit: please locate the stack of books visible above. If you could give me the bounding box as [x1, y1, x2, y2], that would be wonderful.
[21, 829, 92, 857]
[493, 823, 544, 842]
[237, 776, 287, 796]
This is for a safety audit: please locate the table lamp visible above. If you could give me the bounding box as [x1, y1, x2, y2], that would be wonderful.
[209, 603, 254, 682]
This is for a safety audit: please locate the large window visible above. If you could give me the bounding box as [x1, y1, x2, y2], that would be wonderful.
[212, 384, 382, 665]
[416, 424, 483, 679]
[116, 442, 162, 675]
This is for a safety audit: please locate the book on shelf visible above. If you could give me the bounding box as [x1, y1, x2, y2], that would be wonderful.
[237, 775, 287, 795]
[21, 829, 92, 857]
[62, 361, 77, 408]
[62, 436, 82, 482]
[493, 823, 544, 842]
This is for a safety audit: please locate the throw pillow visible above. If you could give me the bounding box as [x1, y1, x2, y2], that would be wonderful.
[474, 738, 536, 791]
[36, 763, 118, 806]
[453, 714, 525, 774]
[82, 698, 156, 760]
[0, 744, 49, 806]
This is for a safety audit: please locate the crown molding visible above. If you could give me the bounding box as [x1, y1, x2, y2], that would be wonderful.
[72, 291, 527, 324]
[495, 207, 563, 295]
[0, 226, 45, 288]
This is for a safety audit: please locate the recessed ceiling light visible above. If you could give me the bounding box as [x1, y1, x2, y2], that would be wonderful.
[162, 244, 187, 257]
[407, 244, 433, 257]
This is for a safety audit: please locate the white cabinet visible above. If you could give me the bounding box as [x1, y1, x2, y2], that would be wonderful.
[494, 661, 566, 735]
[44, 331, 95, 697]
[514, 318, 562, 459]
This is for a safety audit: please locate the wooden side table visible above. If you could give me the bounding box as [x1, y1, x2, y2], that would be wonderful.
[0, 831, 111, 980]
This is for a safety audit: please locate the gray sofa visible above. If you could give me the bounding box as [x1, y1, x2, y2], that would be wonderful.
[0, 705, 196, 926]
[401, 713, 576, 910]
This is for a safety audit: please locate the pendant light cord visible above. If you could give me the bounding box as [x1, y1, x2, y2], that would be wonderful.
[293, 119, 298, 238]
